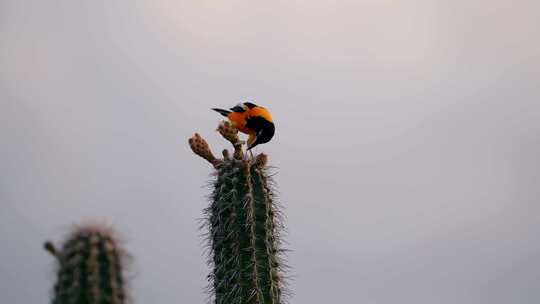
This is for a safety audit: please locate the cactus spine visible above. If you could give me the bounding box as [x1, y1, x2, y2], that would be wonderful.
[189, 121, 286, 304]
[44, 225, 127, 304]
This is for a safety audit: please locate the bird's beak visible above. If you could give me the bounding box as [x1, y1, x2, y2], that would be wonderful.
[247, 131, 264, 150]
[247, 140, 257, 151]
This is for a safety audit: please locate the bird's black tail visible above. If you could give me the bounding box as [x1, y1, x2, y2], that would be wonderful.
[212, 108, 231, 117]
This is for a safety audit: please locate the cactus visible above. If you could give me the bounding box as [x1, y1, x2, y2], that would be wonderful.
[189, 121, 287, 304]
[44, 225, 128, 304]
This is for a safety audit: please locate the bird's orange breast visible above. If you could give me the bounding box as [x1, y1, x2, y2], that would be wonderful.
[227, 107, 273, 135]
[227, 112, 252, 134]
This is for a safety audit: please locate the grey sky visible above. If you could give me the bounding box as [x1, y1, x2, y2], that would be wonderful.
[1, 1, 539, 303]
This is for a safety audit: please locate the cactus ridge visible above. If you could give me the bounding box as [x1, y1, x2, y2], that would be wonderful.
[202, 158, 288, 304]
[48, 225, 128, 304]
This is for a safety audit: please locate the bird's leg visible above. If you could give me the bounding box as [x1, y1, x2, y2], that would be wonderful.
[246, 134, 257, 160]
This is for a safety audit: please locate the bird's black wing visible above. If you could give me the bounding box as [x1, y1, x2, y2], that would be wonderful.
[245, 116, 270, 132]
[229, 105, 246, 113]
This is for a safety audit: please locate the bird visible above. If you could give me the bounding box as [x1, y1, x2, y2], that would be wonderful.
[212, 102, 275, 150]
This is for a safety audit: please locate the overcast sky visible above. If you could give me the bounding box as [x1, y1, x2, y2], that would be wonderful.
[1, 1, 539, 303]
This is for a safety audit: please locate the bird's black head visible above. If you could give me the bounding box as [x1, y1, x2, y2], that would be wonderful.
[248, 121, 275, 150]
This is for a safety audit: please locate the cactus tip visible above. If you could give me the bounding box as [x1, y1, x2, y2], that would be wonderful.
[43, 241, 58, 258]
[254, 153, 268, 168]
[222, 149, 231, 160]
[48, 224, 128, 304]
[189, 133, 222, 167]
[217, 121, 242, 146]
[216, 121, 245, 159]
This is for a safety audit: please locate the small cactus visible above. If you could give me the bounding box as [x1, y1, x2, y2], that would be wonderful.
[189, 122, 287, 304]
[44, 225, 128, 304]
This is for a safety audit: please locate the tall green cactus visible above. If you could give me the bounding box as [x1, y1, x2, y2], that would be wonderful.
[44, 225, 128, 304]
[189, 121, 287, 304]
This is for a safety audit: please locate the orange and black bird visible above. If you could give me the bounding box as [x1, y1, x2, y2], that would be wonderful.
[212, 102, 275, 150]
